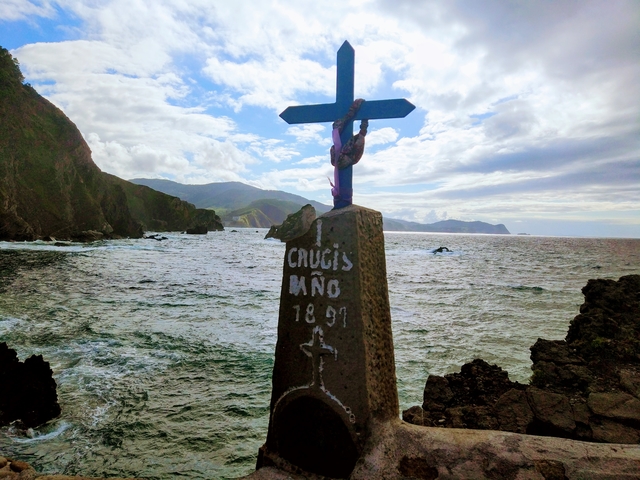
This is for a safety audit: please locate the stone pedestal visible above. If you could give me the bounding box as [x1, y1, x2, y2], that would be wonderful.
[258, 205, 398, 478]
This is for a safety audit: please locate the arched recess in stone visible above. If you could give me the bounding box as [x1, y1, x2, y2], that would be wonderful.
[274, 395, 359, 478]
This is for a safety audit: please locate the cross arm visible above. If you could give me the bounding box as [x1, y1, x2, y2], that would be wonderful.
[279, 98, 415, 125]
[355, 99, 415, 120]
[279, 103, 341, 125]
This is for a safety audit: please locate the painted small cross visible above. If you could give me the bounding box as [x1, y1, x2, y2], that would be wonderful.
[280, 41, 415, 209]
[300, 326, 337, 390]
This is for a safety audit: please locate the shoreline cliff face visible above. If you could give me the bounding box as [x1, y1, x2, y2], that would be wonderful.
[0, 47, 222, 241]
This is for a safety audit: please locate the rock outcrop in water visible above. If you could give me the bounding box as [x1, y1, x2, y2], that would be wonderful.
[264, 204, 316, 242]
[0, 342, 61, 428]
[404, 274, 640, 444]
[0, 47, 223, 241]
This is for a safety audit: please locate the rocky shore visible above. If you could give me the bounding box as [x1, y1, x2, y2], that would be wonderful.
[0, 456, 139, 480]
[403, 274, 640, 444]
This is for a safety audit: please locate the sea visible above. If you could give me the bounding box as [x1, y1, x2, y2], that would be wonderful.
[0, 230, 638, 479]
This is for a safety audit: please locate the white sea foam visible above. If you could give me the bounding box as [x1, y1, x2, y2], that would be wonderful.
[9, 421, 70, 443]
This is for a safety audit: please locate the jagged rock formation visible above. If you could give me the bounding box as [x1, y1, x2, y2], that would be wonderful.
[0, 342, 61, 428]
[404, 274, 640, 444]
[0, 47, 222, 241]
[264, 204, 316, 242]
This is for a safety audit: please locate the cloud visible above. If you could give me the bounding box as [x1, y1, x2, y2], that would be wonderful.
[285, 124, 327, 144]
[0, 0, 55, 21]
[366, 127, 398, 147]
[3, 0, 639, 235]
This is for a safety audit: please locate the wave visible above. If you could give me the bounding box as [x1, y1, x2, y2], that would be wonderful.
[8, 421, 70, 444]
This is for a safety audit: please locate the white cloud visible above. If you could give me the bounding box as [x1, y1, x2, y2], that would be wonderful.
[285, 124, 327, 144]
[0, 0, 54, 21]
[3, 0, 639, 234]
[366, 127, 398, 146]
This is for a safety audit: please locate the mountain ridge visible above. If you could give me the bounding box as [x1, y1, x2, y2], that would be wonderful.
[130, 178, 510, 234]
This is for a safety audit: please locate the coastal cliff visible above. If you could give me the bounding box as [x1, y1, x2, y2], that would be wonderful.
[0, 47, 222, 241]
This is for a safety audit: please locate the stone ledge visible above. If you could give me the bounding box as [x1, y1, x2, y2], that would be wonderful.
[245, 419, 640, 479]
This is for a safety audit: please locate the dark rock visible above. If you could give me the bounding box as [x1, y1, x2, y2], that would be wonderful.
[619, 368, 640, 399]
[402, 405, 425, 426]
[534, 460, 567, 480]
[445, 405, 498, 430]
[9, 460, 30, 472]
[0, 342, 61, 428]
[263, 205, 315, 242]
[587, 392, 640, 424]
[409, 276, 640, 445]
[591, 418, 640, 444]
[526, 387, 575, 437]
[186, 224, 207, 234]
[530, 339, 584, 365]
[71, 230, 104, 242]
[398, 456, 438, 480]
[495, 389, 534, 433]
[144, 234, 167, 241]
[445, 359, 521, 407]
[566, 275, 640, 364]
[422, 375, 453, 411]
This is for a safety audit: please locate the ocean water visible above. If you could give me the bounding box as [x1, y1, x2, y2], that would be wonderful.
[0, 230, 638, 479]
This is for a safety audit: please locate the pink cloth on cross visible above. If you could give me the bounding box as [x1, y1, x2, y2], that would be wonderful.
[330, 128, 342, 197]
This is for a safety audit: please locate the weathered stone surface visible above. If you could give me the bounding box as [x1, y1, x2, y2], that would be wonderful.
[8, 461, 30, 473]
[0, 343, 61, 428]
[70, 230, 105, 242]
[308, 419, 640, 480]
[588, 392, 640, 424]
[401, 405, 424, 426]
[530, 339, 584, 365]
[259, 205, 397, 478]
[620, 369, 640, 399]
[591, 418, 640, 444]
[422, 375, 453, 411]
[264, 205, 316, 242]
[567, 275, 640, 364]
[527, 387, 576, 436]
[495, 388, 534, 434]
[185, 224, 207, 234]
[534, 460, 567, 480]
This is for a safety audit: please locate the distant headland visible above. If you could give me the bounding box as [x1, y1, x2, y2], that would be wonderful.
[129, 178, 511, 234]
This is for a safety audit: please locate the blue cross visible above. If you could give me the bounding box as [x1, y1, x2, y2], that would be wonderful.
[280, 41, 415, 209]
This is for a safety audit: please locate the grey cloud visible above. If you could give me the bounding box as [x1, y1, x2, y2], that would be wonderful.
[435, 156, 639, 201]
[482, 99, 537, 140]
[457, 133, 639, 175]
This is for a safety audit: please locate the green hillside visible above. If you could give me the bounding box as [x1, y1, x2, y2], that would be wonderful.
[223, 199, 307, 228]
[130, 178, 331, 214]
[106, 174, 223, 232]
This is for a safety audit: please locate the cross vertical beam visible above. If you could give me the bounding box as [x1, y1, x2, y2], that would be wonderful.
[280, 41, 415, 209]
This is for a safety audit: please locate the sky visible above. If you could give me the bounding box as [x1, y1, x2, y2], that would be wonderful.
[1, 0, 639, 237]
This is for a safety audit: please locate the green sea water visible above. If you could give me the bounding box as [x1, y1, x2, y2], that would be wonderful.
[0, 231, 638, 479]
